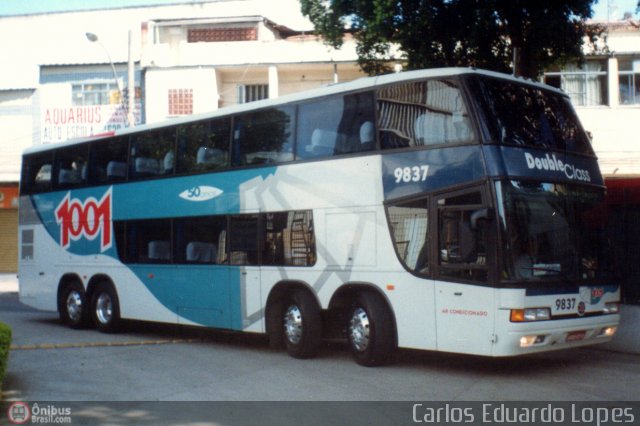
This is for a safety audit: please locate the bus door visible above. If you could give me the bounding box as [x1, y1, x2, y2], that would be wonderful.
[174, 215, 231, 329]
[433, 186, 496, 354]
[228, 214, 263, 332]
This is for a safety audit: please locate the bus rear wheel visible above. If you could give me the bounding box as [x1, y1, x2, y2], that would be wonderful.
[91, 282, 121, 333]
[282, 289, 322, 359]
[347, 292, 396, 367]
[59, 281, 90, 329]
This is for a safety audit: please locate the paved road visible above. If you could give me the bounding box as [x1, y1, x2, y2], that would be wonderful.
[2, 291, 640, 424]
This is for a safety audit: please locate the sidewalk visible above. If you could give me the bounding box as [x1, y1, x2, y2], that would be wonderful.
[0, 273, 18, 293]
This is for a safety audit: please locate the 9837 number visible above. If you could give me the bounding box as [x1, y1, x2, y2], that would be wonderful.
[555, 298, 576, 311]
[394, 165, 429, 183]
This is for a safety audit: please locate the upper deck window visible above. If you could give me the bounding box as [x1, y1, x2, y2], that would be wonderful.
[21, 153, 53, 194]
[232, 107, 294, 166]
[54, 144, 88, 190]
[471, 76, 593, 155]
[176, 118, 230, 174]
[130, 128, 176, 179]
[89, 137, 129, 184]
[378, 79, 475, 149]
[296, 91, 375, 159]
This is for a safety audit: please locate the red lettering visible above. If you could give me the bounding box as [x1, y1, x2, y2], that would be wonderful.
[55, 188, 112, 252]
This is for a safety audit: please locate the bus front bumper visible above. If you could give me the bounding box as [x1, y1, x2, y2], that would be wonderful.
[493, 314, 620, 356]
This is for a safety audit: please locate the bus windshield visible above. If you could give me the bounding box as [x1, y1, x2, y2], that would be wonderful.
[499, 180, 614, 283]
[470, 76, 594, 155]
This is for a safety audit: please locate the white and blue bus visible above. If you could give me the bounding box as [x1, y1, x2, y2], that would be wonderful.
[19, 68, 620, 365]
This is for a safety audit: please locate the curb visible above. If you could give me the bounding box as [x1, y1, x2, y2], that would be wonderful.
[10, 338, 208, 351]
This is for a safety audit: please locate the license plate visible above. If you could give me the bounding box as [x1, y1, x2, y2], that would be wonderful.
[566, 331, 586, 342]
[553, 297, 578, 315]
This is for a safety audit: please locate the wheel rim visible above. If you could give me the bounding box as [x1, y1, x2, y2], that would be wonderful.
[349, 307, 370, 352]
[95, 292, 113, 325]
[283, 304, 303, 345]
[66, 290, 83, 323]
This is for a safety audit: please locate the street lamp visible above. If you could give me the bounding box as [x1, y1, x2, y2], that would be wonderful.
[85, 32, 130, 127]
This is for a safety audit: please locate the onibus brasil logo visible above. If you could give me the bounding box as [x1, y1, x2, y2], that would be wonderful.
[55, 188, 112, 252]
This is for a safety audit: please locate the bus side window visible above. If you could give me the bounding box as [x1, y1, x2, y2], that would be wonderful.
[378, 79, 475, 149]
[437, 190, 489, 282]
[174, 216, 226, 264]
[334, 91, 375, 154]
[90, 136, 129, 184]
[176, 118, 230, 174]
[232, 107, 294, 167]
[54, 144, 88, 190]
[229, 215, 258, 264]
[22, 153, 53, 194]
[122, 219, 172, 263]
[262, 210, 316, 267]
[130, 128, 176, 179]
[296, 92, 375, 159]
[387, 200, 429, 275]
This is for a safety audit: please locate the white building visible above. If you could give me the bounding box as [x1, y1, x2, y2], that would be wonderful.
[0, 0, 365, 272]
[543, 18, 640, 305]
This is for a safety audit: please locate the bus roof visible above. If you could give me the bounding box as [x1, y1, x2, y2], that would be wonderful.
[24, 67, 564, 156]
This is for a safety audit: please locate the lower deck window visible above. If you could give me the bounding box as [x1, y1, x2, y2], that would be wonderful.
[114, 210, 315, 267]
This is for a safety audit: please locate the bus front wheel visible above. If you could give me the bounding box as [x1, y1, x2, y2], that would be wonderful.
[347, 292, 396, 366]
[91, 282, 121, 333]
[59, 281, 90, 329]
[282, 289, 322, 359]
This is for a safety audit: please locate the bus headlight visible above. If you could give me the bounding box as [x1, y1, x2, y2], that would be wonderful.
[598, 327, 617, 337]
[510, 308, 551, 322]
[520, 335, 546, 347]
[603, 302, 620, 314]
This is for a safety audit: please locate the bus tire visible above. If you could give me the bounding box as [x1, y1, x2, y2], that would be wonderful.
[282, 289, 322, 359]
[91, 282, 121, 333]
[59, 281, 90, 329]
[347, 292, 396, 367]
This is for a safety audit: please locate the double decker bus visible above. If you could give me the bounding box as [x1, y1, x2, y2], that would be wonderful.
[19, 68, 619, 366]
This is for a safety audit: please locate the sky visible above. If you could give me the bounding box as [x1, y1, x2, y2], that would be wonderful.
[0, 0, 637, 19]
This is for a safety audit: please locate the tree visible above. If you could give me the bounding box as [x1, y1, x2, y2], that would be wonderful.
[300, 0, 603, 78]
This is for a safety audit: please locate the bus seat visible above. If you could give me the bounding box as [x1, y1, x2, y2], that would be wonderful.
[359, 121, 375, 150]
[58, 168, 78, 184]
[276, 152, 295, 162]
[197, 146, 225, 165]
[310, 129, 336, 156]
[186, 242, 217, 263]
[148, 240, 170, 260]
[230, 251, 248, 264]
[163, 151, 174, 173]
[135, 157, 160, 175]
[106, 161, 127, 179]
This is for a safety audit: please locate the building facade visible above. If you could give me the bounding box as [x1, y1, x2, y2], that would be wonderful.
[543, 19, 640, 304]
[0, 0, 366, 272]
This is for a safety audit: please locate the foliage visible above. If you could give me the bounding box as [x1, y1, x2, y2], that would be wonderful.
[300, 0, 605, 78]
[0, 322, 11, 389]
